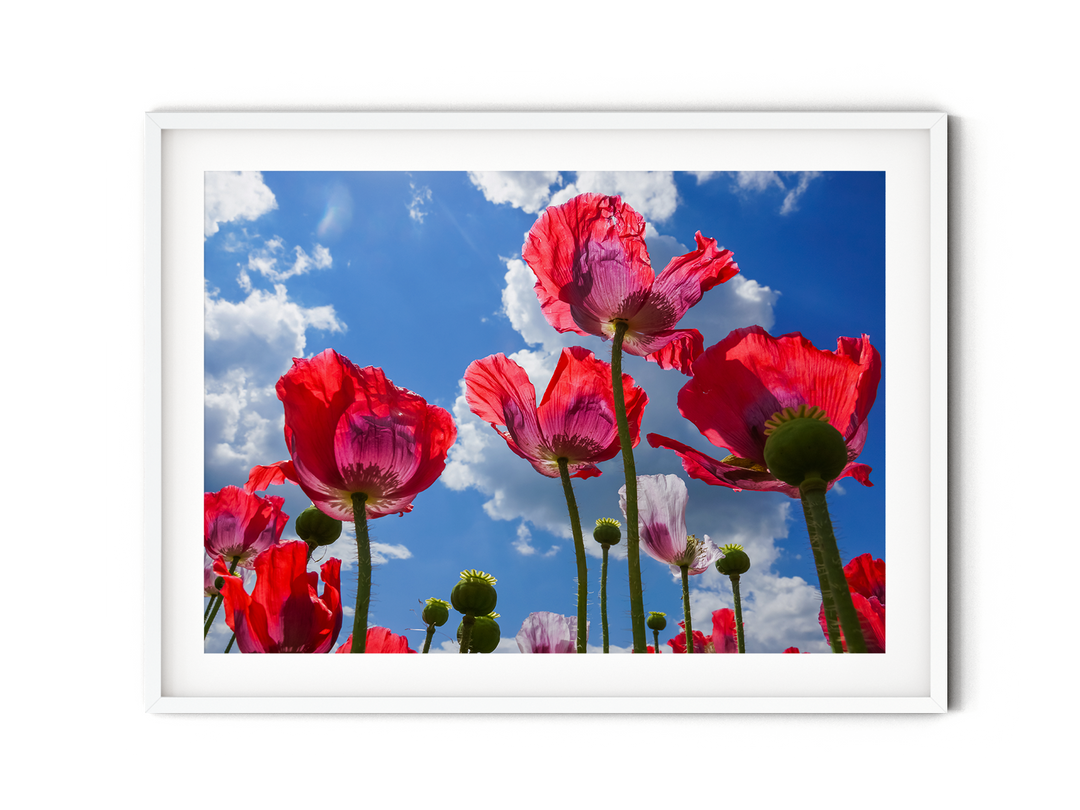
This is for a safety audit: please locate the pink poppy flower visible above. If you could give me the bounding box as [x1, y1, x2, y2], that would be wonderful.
[246, 349, 456, 521]
[619, 474, 722, 575]
[515, 611, 586, 653]
[648, 326, 881, 496]
[464, 346, 647, 480]
[522, 193, 740, 374]
[204, 486, 288, 568]
[335, 627, 417, 654]
[221, 541, 343, 654]
[819, 554, 885, 653]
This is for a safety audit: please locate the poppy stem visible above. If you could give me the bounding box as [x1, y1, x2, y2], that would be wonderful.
[224, 633, 236, 654]
[680, 565, 694, 653]
[600, 544, 610, 653]
[422, 624, 436, 654]
[653, 628, 661, 654]
[203, 558, 239, 639]
[730, 574, 745, 654]
[204, 596, 214, 621]
[799, 481, 867, 653]
[349, 492, 371, 654]
[802, 497, 843, 653]
[557, 458, 589, 654]
[611, 321, 647, 654]
[459, 614, 474, 654]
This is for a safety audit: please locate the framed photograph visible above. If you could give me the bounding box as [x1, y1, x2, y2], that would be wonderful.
[146, 112, 947, 712]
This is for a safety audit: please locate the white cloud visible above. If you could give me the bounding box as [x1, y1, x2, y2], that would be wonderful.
[687, 171, 718, 184]
[730, 170, 822, 215]
[468, 171, 562, 214]
[549, 171, 679, 222]
[511, 522, 560, 557]
[205, 171, 277, 238]
[245, 239, 333, 284]
[408, 182, 433, 223]
[204, 251, 346, 494]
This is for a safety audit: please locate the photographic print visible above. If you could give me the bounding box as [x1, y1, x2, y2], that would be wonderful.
[202, 168, 886, 657]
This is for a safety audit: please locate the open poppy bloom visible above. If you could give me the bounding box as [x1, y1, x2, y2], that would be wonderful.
[465, 346, 647, 479]
[515, 611, 585, 653]
[819, 553, 885, 653]
[665, 610, 738, 653]
[619, 474, 722, 575]
[221, 541, 343, 654]
[667, 623, 710, 653]
[648, 326, 881, 496]
[246, 349, 456, 521]
[335, 627, 417, 653]
[204, 486, 288, 568]
[522, 193, 740, 375]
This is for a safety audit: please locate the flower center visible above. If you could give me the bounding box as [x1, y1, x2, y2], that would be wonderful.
[763, 404, 830, 436]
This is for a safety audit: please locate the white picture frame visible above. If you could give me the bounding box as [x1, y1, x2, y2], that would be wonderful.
[145, 112, 947, 713]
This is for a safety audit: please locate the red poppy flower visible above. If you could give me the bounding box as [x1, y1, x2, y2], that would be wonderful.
[464, 346, 646, 480]
[204, 486, 288, 568]
[246, 349, 456, 521]
[819, 554, 885, 653]
[522, 193, 739, 374]
[221, 541, 343, 654]
[783, 647, 807, 654]
[648, 326, 881, 496]
[667, 623, 710, 653]
[711, 608, 738, 654]
[335, 627, 417, 653]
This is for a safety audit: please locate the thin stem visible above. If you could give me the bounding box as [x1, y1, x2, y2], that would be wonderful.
[680, 565, 694, 654]
[800, 483, 867, 653]
[611, 321, 646, 653]
[600, 544, 610, 653]
[459, 615, 474, 654]
[350, 492, 371, 654]
[653, 628, 661, 654]
[802, 496, 843, 653]
[204, 596, 214, 621]
[203, 557, 239, 639]
[224, 633, 236, 654]
[422, 624, 436, 654]
[730, 574, 745, 654]
[557, 458, 588, 654]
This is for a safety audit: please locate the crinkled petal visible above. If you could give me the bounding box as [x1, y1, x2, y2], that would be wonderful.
[647, 433, 801, 496]
[626, 232, 737, 344]
[464, 353, 548, 470]
[678, 326, 881, 466]
[204, 486, 288, 566]
[515, 611, 582, 653]
[278, 350, 455, 521]
[523, 194, 655, 339]
[842, 553, 886, 604]
[620, 474, 690, 567]
[711, 608, 738, 653]
[244, 461, 298, 492]
[639, 329, 705, 375]
[335, 627, 417, 653]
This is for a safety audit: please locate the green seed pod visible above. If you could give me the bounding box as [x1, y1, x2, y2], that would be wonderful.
[716, 544, 751, 576]
[295, 505, 343, 547]
[422, 598, 451, 627]
[450, 569, 498, 617]
[457, 614, 501, 653]
[593, 517, 622, 546]
[762, 406, 849, 487]
[646, 611, 667, 632]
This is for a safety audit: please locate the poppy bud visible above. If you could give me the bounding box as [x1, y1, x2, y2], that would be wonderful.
[450, 569, 498, 617]
[762, 405, 848, 487]
[295, 505, 342, 547]
[457, 613, 501, 653]
[646, 611, 667, 632]
[593, 517, 622, 546]
[422, 598, 450, 627]
[716, 544, 751, 576]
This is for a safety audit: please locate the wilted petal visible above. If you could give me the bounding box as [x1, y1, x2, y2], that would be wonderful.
[620, 474, 690, 568]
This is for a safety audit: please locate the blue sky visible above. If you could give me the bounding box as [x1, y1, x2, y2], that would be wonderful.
[204, 169, 885, 654]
